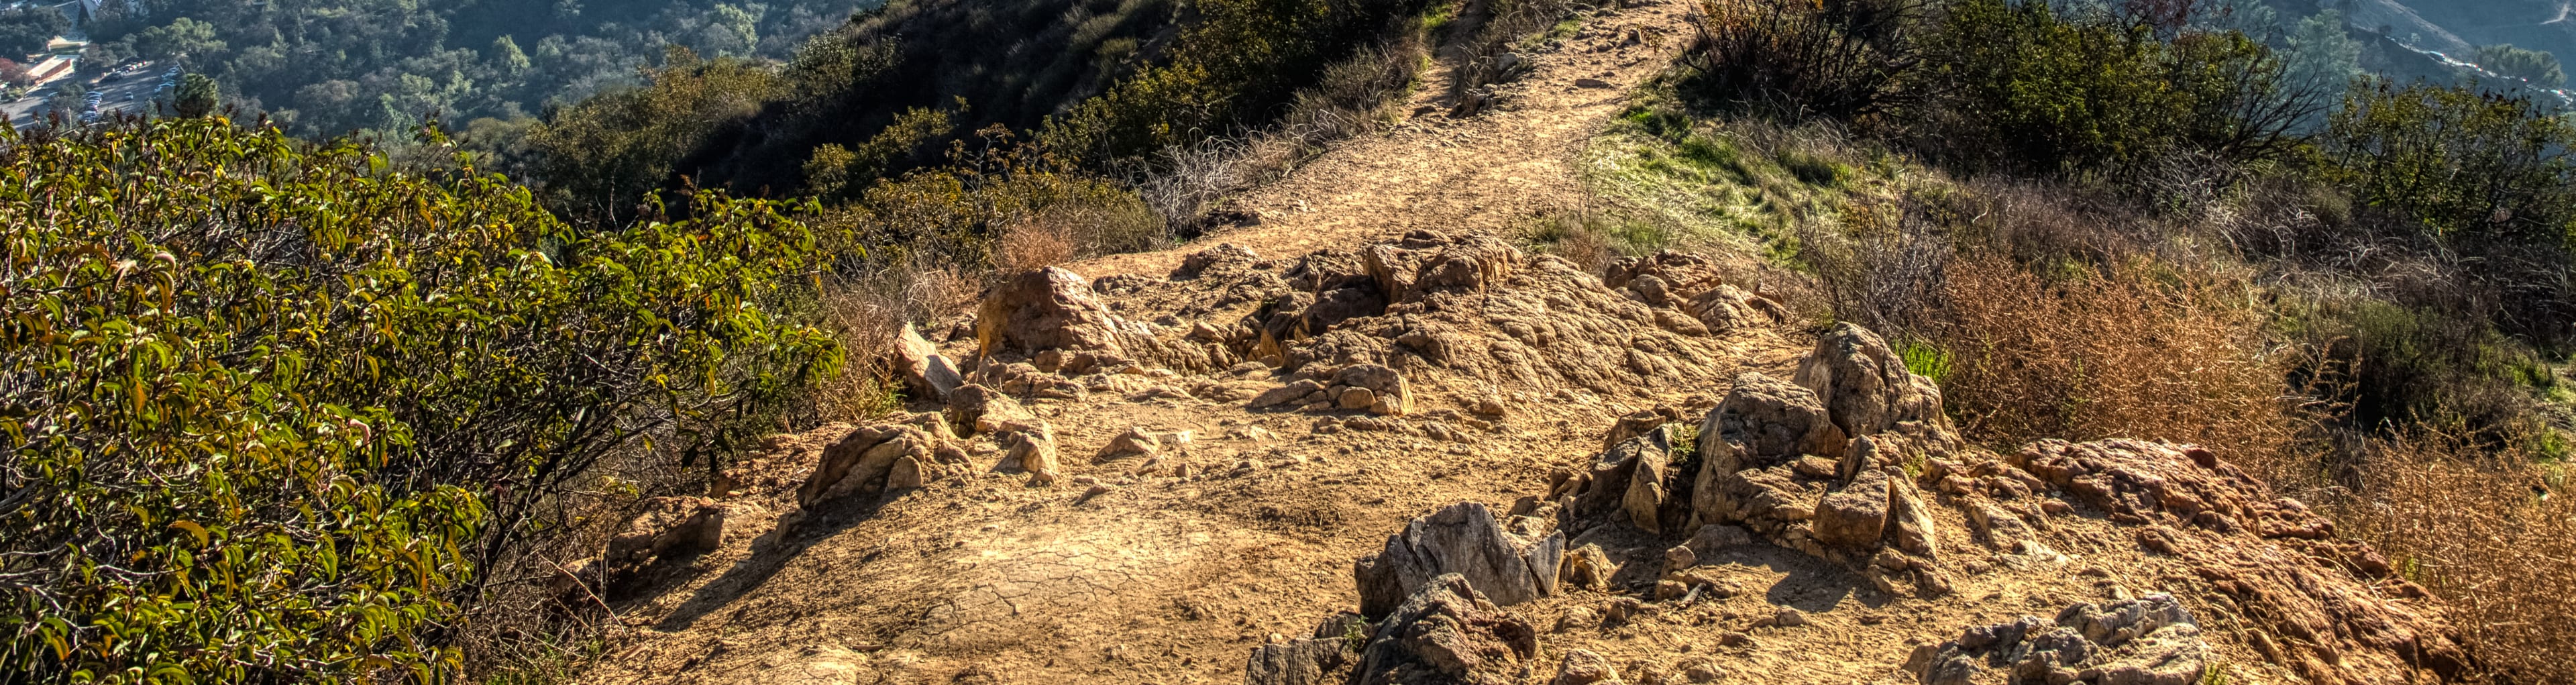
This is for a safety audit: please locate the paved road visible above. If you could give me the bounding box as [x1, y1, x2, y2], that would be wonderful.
[5, 64, 168, 128]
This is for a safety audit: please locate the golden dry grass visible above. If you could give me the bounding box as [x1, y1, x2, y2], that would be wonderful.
[1932, 254, 2301, 468]
[1925, 250, 2576, 682]
[2332, 435, 2576, 684]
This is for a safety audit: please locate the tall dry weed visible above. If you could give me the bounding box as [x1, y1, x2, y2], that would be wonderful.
[805, 260, 970, 425]
[1933, 255, 2304, 472]
[2331, 433, 2576, 684]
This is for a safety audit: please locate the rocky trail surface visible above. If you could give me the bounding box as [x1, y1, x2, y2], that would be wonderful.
[575, 3, 2470, 684]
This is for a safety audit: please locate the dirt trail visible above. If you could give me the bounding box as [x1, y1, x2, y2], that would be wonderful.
[1077, 0, 1692, 280]
[574, 3, 2461, 683]
[580, 6, 1731, 683]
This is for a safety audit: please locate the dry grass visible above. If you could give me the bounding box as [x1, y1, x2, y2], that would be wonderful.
[2331, 433, 2576, 684]
[994, 217, 1078, 274]
[804, 260, 970, 425]
[1931, 254, 2304, 469]
[1138, 38, 1427, 230]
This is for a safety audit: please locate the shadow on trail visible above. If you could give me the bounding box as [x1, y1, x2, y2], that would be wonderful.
[646, 494, 899, 633]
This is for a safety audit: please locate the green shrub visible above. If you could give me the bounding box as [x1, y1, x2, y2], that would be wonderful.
[0, 117, 837, 680]
[525, 47, 786, 220]
[1042, 0, 1436, 163]
[1910, 0, 2310, 178]
[1678, 0, 1925, 121]
[2322, 81, 2576, 246]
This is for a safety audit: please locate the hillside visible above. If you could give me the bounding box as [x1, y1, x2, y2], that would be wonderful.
[10, 0, 2576, 683]
[67, 0, 889, 136]
[566, 3, 2486, 683]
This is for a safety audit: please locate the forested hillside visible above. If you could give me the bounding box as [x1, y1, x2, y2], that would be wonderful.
[75, 0, 888, 138]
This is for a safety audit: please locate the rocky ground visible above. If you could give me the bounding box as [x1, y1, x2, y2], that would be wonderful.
[572, 3, 2474, 683]
[575, 229, 2466, 685]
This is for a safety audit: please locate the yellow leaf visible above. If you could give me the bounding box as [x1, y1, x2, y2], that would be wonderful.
[170, 520, 209, 547]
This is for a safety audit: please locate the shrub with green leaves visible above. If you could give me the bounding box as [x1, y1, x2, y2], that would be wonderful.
[2324, 80, 2576, 246]
[1911, 0, 2311, 177]
[0, 117, 837, 680]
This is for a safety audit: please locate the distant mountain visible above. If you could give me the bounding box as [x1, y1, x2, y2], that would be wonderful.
[2352, 0, 2576, 78]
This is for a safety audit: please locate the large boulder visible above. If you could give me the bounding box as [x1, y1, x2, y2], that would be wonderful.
[1688, 374, 1842, 537]
[1904, 594, 2209, 685]
[1355, 503, 1566, 618]
[894, 323, 965, 401]
[1696, 372, 1846, 475]
[1348, 574, 1539, 685]
[1792, 323, 1947, 439]
[1362, 230, 1521, 304]
[797, 424, 951, 509]
[975, 266, 1148, 358]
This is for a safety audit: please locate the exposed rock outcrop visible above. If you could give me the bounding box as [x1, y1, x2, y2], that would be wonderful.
[1244, 613, 1367, 685]
[1348, 574, 1540, 685]
[1355, 503, 1567, 618]
[1904, 594, 2210, 685]
[1672, 325, 1953, 592]
[1985, 439, 2472, 682]
[797, 422, 967, 509]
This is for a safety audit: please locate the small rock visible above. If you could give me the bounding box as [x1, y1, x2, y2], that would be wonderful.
[1574, 78, 1613, 89]
[1000, 421, 1061, 486]
[607, 496, 725, 566]
[1686, 524, 1754, 557]
[1559, 543, 1619, 592]
[887, 456, 926, 489]
[1338, 386, 1379, 411]
[1662, 545, 1697, 577]
[894, 323, 965, 401]
[1676, 656, 1724, 682]
[1552, 649, 1619, 685]
[1654, 580, 1690, 600]
[1603, 597, 1644, 624]
[1556, 607, 1601, 632]
[1770, 607, 1808, 628]
[1252, 380, 1327, 409]
[946, 384, 1034, 437]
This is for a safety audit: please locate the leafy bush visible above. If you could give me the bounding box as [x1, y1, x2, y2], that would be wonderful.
[2322, 81, 2576, 246]
[1039, 0, 1436, 162]
[1910, 0, 2312, 178]
[1679, 0, 1925, 121]
[0, 117, 836, 680]
[525, 48, 785, 220]
[1681, 0, 2316, 180]
[824, 136, 1166, 274]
